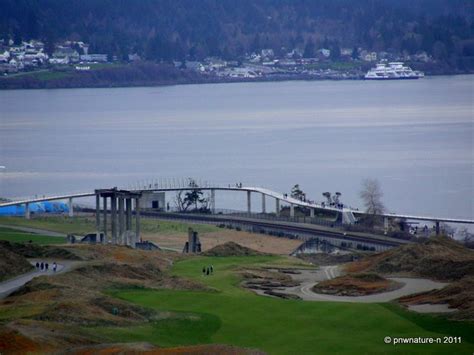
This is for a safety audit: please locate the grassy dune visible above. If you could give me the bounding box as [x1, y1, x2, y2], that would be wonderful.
[100, 256, 474, 354]
[0, 227, 65, 245]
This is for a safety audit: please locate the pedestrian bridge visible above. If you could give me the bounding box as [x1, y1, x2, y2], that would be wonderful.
[1, 181, 473, 233]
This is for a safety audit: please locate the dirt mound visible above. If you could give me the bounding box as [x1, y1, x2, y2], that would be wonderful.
[312, 273, 402, 296]
[345, 237, 474, 281]
[0, 244, 33, 281]
[0, 240, 80, 261]
[399, 276, 474, 320]
[203, 242, 266, 257]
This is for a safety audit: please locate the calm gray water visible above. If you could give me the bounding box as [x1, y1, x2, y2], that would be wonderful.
[0, 76, 473, 220]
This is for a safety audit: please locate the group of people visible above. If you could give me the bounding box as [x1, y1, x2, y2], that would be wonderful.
[202, 265, 214, 276]
[35, 261, 57, 272]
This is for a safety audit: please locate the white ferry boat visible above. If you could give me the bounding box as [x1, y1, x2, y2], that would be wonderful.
[365, 62, 424, 80]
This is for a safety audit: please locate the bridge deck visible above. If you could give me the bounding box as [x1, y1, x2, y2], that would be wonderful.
[0, 186, 472, 224]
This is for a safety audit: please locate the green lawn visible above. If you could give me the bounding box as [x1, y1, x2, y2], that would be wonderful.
[0, 216, 219, 236]
[0, 226, 65, 245]
[98, 256, 474, 354]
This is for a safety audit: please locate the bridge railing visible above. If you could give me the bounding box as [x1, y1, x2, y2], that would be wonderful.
[160, 207, 342, 228]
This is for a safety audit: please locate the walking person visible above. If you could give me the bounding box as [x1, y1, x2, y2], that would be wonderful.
[35, 262, 39, 269]
[45, 262, 49, 271]
[210, 265, 214, 274]
[53, 262, 57, 272]
[40, 262, 44, 271]
[206, 267, 210, 276]
[202, 266, 206, 275]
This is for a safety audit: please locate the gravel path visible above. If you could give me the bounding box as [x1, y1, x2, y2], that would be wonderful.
[258, 265, 449, 303]
[0, 259, 77, 299]
[408, 304, 456, 313]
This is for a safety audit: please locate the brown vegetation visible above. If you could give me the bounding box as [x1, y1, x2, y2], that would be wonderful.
[0, 240, 80, 261]
[399, 276, 474, 320]
[312, 273, 402, 296]
[0, 243, 32, 281]
[144, 229, 301, 255]
[344, 237, 474, 281]
[240, 268, 301, 300]
[0, 244, 206, 353]
[343, 236, 474, 319]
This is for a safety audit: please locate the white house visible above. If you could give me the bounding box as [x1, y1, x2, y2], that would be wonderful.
[318, 48, 331, 58]
[0, 51, 10, 62]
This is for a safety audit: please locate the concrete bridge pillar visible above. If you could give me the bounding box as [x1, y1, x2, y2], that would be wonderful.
[310, 208, 315, 218]
[68, 197, 74, 217]
[118, 197, 124, 243]
[126, 198, 132, 231]
[247, 191, 251, 214]
[290, 204, 295, 218]
[102, 196, 108, 243]
[275, 198, 280, 216]
[25, 202, 30, 220]
[111, 196, 117, 244]
[134, 197, 141, 247]
[435, 221, 440, 236]
[210, 189, 216, 214]
[95, 194, 100, 231]
[261, 193, 266, 213]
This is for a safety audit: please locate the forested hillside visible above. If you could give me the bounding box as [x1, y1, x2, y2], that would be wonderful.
[1, 0, 473, 68]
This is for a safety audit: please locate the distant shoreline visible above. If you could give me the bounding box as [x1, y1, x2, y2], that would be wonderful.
[0, 64, 471, 91]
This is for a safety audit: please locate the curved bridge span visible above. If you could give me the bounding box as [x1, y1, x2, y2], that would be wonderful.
[1, 185, 472, 226]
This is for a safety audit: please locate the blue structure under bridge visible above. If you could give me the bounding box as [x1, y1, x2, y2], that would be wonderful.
[0, 201, 69, 216]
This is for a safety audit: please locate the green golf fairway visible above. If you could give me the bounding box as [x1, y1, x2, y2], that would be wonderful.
[99, 256, 473, 354]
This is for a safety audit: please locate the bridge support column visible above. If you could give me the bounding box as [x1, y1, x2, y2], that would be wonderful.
[290, 204, 295, 218]
[247, 191, 251, 214]
[435, 221, 440, 236]
[134, 197, 140, 247]
[310, 208, 314, 218]
[210, 189, 215, 214]
[68, 197, 73, 217]
[25, 203, 30, 220]
[384, 216, 389, 233]
[126, 198, 132, 231]
[275, 198, 280, 216]
[102, 196, 108, 243]
[261, 193, 266, 213]
[118, 197, 124, 244]
[111, 196, 117, 244]
[95, 194, 100, 231]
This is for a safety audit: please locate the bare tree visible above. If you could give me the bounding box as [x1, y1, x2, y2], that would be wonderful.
[322, 192, 332, 204]
[359, 178, 385, 215]
[174, 190, 189, 212]
[291, 184, 305, 201]
[174, 178, 209, 212]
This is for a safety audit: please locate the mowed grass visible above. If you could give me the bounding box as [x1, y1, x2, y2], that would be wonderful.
[100, 256, 474, 354]
[0, 226, 65, 245]
[0, 216, 219, 236]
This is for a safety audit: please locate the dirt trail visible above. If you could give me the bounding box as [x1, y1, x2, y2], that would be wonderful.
[254, 265, 448, 303]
